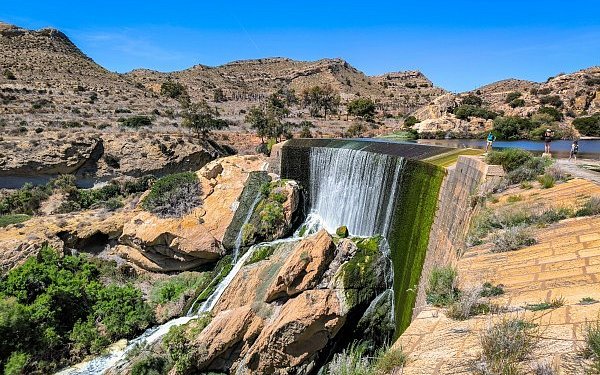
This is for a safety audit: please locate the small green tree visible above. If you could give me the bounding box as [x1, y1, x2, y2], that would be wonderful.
[504, 92, 522, 103]
[461, 94, 483, 107]
[347, 98, 376, 121]
[182, 100, 229, 138]
[245, 106, 270, 143]
[301, 84, 340, 119]
[404, 115, 420, 127]
[213, 88, 226, 102]
[160, 79, 188, 102]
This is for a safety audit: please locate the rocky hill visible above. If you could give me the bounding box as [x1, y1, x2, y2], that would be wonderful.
[413, 67, 600, 136]
[0, 22, 182, 130]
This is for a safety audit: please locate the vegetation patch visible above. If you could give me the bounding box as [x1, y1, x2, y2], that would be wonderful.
[426, 266, 459, 307]
[118, 115, 153, 128]
[584, 317, 600, 374]
[245, 244, 276, 265]
[0, 214, 30, 228]
[150, 272, 210, 305]
[141, 172, 201, 218]
[481, 282, 505, 297]
[0, 246, 154, 373]
[580, 297, 599, 305]
[491, 225, 536, 252]
[575, 196, 600, 217]
[525, 297, 565, 311]
[162, 313, 212, 374]
[475, 317, 538, 375]
[324, 341, 407, 375]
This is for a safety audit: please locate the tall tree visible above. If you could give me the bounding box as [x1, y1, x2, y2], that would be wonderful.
[347, 97, 376, 121]
[301, 84, 340, 119]
[182, 100, 229, 138]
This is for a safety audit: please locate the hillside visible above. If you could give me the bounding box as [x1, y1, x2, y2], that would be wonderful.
[413, 67, 600, 137]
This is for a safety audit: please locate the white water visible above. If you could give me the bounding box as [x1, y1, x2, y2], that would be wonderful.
[232, 191, 263, 261]
[308, 147, 404, 237]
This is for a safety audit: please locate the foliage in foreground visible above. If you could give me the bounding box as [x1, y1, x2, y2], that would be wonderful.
[475, 317, 538, 375]
[584, 317, 600, 374]
[141, 172, 201, 218]
[425, 266, 459, 307]
[324, 341, 406, 375]
[0, 246, 154, 373]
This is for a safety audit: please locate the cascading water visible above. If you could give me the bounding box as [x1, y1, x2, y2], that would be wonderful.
[308, 147, 405, 237]
[232, 191, 262, 261]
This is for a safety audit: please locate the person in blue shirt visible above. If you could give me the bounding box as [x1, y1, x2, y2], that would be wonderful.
[485, 132, 495, 152]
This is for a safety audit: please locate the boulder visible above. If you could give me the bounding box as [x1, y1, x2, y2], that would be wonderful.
[335, 225, 349, 238]
[242, 290, 346, 374]
[265, 229, 334, 302]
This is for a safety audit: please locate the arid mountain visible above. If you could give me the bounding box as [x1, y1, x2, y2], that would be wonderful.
[0, 22, 181, 130]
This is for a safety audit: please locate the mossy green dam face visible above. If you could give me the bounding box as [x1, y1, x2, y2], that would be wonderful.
[280, 138, 450, 335]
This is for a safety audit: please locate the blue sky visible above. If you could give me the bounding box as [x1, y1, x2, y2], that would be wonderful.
[2, 1, 599, 92]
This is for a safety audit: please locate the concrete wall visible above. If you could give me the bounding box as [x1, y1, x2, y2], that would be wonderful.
[412, 156, 504, 319]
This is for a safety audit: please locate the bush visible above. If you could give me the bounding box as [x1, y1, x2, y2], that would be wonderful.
[575, 196, 600, 217]
[491, 225, 536, 252]
[492, 116, 535, 140]
[537, 106, 563, 121]
[446, 286, 485, 320]
[486, 149, 534, 173]
[573, 114, 600, 137]
[0, 246, 154, 373]
[426, 266, 459, 306]
[539, 95, 563, 108]
[404, 115, 420, 127]
[584, 318, 600, 373]
[505, 92, 522, 104]
[478, 317, 537, 374]
[461, 94, 483, 106]
[118, 116, 152, 128]
[131, 355, 169, 375]
[509, 98, 525, 108]
[537, 174, 555, 189]
[0, 214, 30, 228]
[453, 105, 498, 120]
[372, 346, 407, 373]
[3, 352, 29, 375]
[160, 80, 188, 100]
[0, 183, 50, 216]
[141, 172, 201, 218]
[150, 272, 208, 305]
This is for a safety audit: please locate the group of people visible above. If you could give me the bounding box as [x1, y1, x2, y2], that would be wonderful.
[485, 129, 580, 160]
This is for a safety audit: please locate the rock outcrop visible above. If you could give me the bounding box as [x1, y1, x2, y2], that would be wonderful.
[156, 231, 392, 374]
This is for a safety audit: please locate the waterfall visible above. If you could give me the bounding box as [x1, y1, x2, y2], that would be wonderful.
[308, 147, 404, 237]
[232, 191, 262, 261]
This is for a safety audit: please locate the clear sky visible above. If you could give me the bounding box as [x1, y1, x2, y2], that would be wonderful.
[2, 1, 599, 92]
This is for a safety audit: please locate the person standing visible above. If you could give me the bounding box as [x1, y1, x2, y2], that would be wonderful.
[569, 140, 579, 161]
[544, 128, 554, 155]
[485, 132, 495, 152]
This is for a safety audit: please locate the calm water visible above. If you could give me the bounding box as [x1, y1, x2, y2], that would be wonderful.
[415, 139, 600, 159]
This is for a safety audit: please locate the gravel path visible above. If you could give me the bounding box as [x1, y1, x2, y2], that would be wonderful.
[555, 158, 600, 185]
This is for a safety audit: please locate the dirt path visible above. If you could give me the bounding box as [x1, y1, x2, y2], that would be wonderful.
[555, 158, 600, 185]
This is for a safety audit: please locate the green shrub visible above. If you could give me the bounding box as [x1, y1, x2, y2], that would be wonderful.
[404, 115, 420, 127]
[372, 346, 407, 373]
[504, 92, 522, 103]
[0, 183, 50, 216]
[141, 172, 201, 217]
[584, 318, 600, 374]
[3, 69, 16, 80]
[163, 314, 211, 374]
[525, 297, 565, 311]
[131, 355, 169, 375]
[0, 214, 30, 228]
[537, 106, 563, 121]
[150, 272, 208, 305]
[453, 105, 498, 120]
[491, 225, 536, 252]
[245, 244, 276, 265]
[539, 95, 563, 108]
[486, 149, 534, 173]
[537, 174, 555, 189]
[160, 80, 188, 100]
[118, 116, 152, 128]
[478, 317, 537, 374]
[509, 98, 525, 108]
[573, 114, 600, 137]
[426, 266, 459, 306]
[575, 196, 600, 217]
[0, 247, 153, 373]
[580, 297, 598, 305]
[481, 282, 504, 297]
[492, 116, 535, 140]
[461, 94, 483, 106]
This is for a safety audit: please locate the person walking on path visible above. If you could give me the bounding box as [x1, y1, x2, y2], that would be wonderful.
[544, 129, 554, 155]
[485, 132, 495, 152]
[569, 140, 579, 161]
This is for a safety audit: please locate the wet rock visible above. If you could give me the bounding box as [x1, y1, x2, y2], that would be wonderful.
[336, 225, 349, 238]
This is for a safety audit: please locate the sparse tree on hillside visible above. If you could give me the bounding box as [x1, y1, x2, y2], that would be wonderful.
[182, 100, 229, 138]
[299, 120, 315, 138]
[347, 97, 376, 121]
[461, 94, 483, 107]
[301, 84, 340, 119]
[161, 79, 189, 103]
[213, 88, 226, 102]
